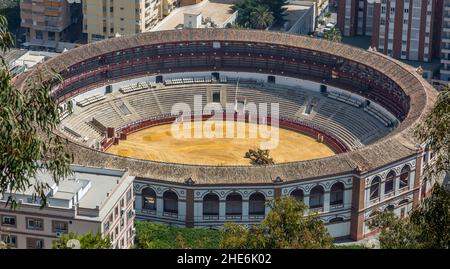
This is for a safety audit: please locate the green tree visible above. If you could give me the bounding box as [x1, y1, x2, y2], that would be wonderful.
[244, 148, 275, 165]
[0, 15, 73, 208]
[53, 232, 112, 249]
[324, 27, 342, 43]
[260, 0, 288, 24]
[135, 222, 223, 249]
[220, 196, 333, 249]
[231, 0, 258, 28]
[250, 6, 274, 29]
[369, 183, 450, 249]
[415, 86, 450, 178]
[232, 0, 287, 29]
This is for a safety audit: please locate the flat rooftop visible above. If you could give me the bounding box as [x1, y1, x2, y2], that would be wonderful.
[3, 165, 128, 210]
[271, 1, 314, 31]
[151, 0, 235, 31]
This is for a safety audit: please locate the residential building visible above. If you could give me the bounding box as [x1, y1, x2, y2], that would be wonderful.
[83, 0, 161, 43]
[0, 165, 135, 249]
[83, 0, 184, 43]
[337, 0, 443, 62]
[437, 0, 450, 85]
[20, 0, 82, 51]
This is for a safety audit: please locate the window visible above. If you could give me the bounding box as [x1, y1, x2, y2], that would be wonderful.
[142, 187, 156, 211]
[1, 235, 17, 247]
[126, 188, 132, 204]
[163, 190, 178, 214]
[52, 221, 68, 233]
[330, 182, 344, 206]
[249, 193, 265, 216]
[370, 176, 381, 200]
[309, 186, 324, 209]
[26, 238, 44, 249]
[35, 31, 43, 40]
[1, 215, 16, 227]
[48, 31, 55, 41]
[26, 218, 44, 230]
[203, 193, 219, 217]
[212, 92, 220, 103]
[290, 189, 304, 202]
[385, 171, 395, 194]
[226, 193, 242, 216]
[399, 165, 410, 189]
[127, 209, 133, 222]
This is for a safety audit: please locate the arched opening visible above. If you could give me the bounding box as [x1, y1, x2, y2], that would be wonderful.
[370, 176, 381, 200]
[290, 189, 304, 202]
[203, 193, 219, 219]
[225, 193, 242, 218]
[163, 190, 178, 215]
[249, 193, 266, 216]
[399, 165, 410, 189]
[385, 170, 395, 194]
[330, 182, 344, 207]
[329, 217, 344, 223]
[309, 185, 324, 209]
[385, 204, 395, 212]
[142, 187, 156, 211]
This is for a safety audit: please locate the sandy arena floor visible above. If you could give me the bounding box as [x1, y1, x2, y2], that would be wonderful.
[106, 121, 335, 166]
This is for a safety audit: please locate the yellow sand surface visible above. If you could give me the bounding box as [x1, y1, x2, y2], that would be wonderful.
[106, 121, 335, 165]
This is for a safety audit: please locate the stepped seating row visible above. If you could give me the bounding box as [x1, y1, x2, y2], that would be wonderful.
[364, 106, 392, 127]
[116, 101, 132, 116]
[120, 81, 156, 94]
[61, 83, 392, 150]
[164, 76, 213, 86]
[76, 94, 106, 107]
[126, 91, 162, 119]
[327, 92, 362, 108]
[59, 109, 71, 121]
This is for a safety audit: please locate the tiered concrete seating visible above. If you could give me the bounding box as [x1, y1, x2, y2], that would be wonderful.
[76, 94, 106, 107]
[61, 82, 392, 151]
[126, 91, 163, 119]
[327, 92, 362, 108]
[119, 82, 150, 94]
[364, 106, 393, 127]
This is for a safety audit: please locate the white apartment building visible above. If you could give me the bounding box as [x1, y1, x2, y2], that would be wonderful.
[83, 0, 170, 43]
[0, 165, 135, 249]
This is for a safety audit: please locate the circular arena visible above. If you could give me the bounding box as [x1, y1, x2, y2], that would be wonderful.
[18, 29, 438, 240]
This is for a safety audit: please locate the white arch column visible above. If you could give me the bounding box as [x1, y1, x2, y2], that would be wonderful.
[219, 200, 226, 220]
[135, 194, 143, 212]
[323, 191, 330, 212]
[242, 199, 249, 221]
[156, 197, 164, 216]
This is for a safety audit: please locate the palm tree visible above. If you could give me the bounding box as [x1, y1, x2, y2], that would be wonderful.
[324, 27, 342, 43]
[244, 148, 275, 165]
[250, 6, 274, 30]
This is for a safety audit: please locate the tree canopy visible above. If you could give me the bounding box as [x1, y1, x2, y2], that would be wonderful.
[0, 15, 73, 208]
[369, 183, 450, 249]
[53, 232, 112, 249]
[220, 196, 333, 249]
[324, 27, 342, 43]
[231, 0, 287, 29]
[415, 86, 450, 178]
[134, 221, 223, 249]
